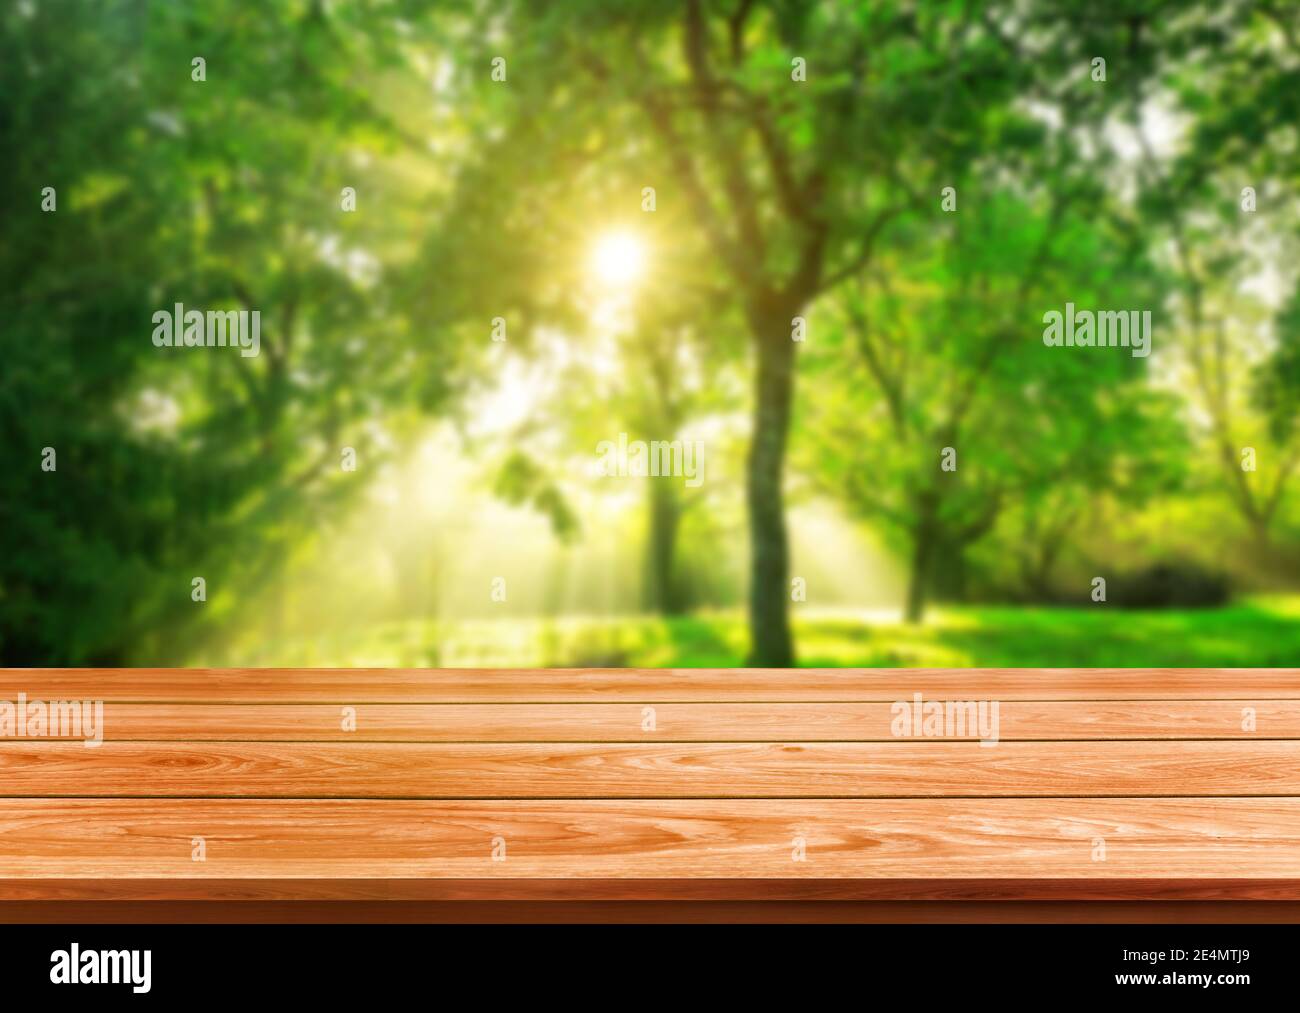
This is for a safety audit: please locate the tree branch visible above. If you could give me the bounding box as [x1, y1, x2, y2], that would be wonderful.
[682, 0, 766, 273]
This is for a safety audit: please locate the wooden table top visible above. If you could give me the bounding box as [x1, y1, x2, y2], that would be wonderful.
[3, 668, 1299, 919]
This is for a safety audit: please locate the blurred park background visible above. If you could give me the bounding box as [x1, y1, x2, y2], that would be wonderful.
[4, 0, 1300, 668]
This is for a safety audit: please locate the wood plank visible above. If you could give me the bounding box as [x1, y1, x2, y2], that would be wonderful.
[10, 897, 1300, 922]
[9, 878, 1300, 903]
[2, 700, 1296, 741]
[2, 740, 1298, 797]
[4, 798, 1300, 880]
[4, 667, 1300, 702]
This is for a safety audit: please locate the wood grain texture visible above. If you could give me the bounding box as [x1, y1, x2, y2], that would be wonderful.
[0, 700, 1293, 741]
[9, 899, 1300, 923]
[5, 667, 1300, 702]
[1, 739, 1297, 797]
[3, 667, 1300, 916]
[4, 798, 1300, 881]
[10, 878, 1300, 902]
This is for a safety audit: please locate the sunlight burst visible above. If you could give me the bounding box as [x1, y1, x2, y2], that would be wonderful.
[589, 231, 646, 288]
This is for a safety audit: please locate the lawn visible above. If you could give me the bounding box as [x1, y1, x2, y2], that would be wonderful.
[216, 596, 1300, 669]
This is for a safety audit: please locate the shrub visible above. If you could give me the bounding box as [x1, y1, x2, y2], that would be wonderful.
[1107, 560, 1231, 608]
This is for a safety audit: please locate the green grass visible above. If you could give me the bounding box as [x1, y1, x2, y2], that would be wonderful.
[215, 596, 1300, 668]
[789, 597, 1300, 668]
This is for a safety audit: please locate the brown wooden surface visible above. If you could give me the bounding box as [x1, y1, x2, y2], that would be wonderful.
[9, 875, 1300, 901]
[3, 798, 1300, 878]
[5, 666, 1300, 701]
[1, 699, 1294, 740]
[5, 740, 1300, 797]
[7, 900, 1300, 923]
[2, 667, 1299, 917]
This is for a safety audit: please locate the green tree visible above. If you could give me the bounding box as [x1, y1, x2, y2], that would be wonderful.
[430, 0, 1116, 662]
[803, 191, 1177, 621]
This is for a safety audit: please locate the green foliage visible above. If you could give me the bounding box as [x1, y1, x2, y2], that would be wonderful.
[493, 450, 580, 541]
[1255, 292, 1300, 443]
[205, 598, 1300, 670]
[0, 0, 444, 661]
[3, 0, 1299, 665]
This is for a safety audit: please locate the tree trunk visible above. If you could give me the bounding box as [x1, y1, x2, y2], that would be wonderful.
[905, 497, 939, 624]
[746, 323, 796, 666]
[904, 530, 933, 624]
[644, 481, 683, 615]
